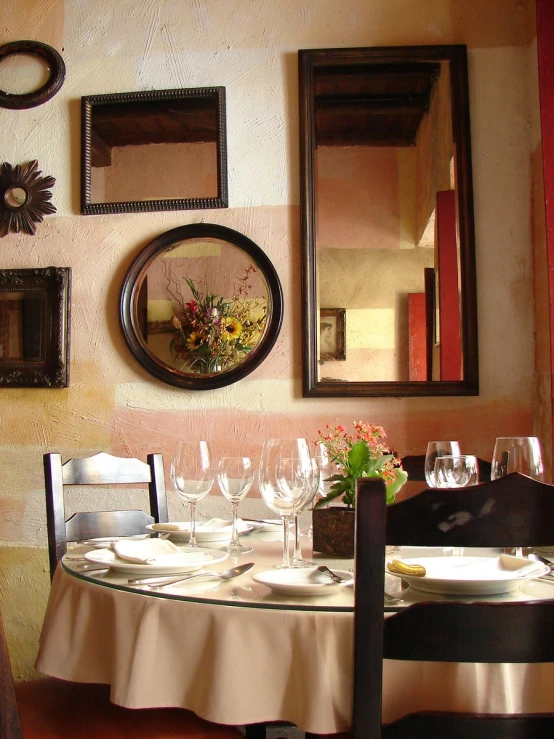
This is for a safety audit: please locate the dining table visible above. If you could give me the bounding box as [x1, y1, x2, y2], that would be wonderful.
[34, 526, 554, 737]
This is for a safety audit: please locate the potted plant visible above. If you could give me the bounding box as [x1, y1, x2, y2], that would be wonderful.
[312, 421, 407, 557]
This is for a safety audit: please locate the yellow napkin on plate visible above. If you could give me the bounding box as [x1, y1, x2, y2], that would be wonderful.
[150, 522, 188, 532]
[111, 538, 208, 565]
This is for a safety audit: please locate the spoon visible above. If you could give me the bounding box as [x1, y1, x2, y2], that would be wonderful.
[317, 565, 347, 584]
[127, 562, 255, 588]
[528, 552, 554, 578]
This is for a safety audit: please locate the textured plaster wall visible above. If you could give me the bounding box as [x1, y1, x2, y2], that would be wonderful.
[0, 0, 546, 678]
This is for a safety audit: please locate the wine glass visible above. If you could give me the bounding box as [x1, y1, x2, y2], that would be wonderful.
[424, 441, 461, 487]
[432, 453, 477, 557]
[491, 437, 544, 481]
[216, 457, 254, 554]
[285, 457, 320, 568]
[312, 442, 339, 499]
[259, 438, 312, 568]
[434, 455, 479, 488]
[170, 441, 214, 547]
[491, 437, 544, 557]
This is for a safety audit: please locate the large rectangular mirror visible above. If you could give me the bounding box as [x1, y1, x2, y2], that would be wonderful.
[299, 45, 478, 397]
[81, 87, 228, 215]
[0, 267, 70, 387]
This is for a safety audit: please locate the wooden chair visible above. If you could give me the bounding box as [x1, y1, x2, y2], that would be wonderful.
[353, 475, 554, 738]
[0, 606, 242, 739]
[44, 451, 169, 580]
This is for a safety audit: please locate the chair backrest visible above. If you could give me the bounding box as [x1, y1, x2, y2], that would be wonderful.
[386, 472, 554, 549]
[353, 477, 554, 739]
[0, 609, 23, 739]
[44, 451, 168, 580]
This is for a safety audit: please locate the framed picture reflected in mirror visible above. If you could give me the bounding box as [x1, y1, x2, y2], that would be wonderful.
[319, 308, 346, 362]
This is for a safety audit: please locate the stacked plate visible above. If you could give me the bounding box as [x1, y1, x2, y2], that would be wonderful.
[83, 538, 228, 575]
[147, 518, 254, 543]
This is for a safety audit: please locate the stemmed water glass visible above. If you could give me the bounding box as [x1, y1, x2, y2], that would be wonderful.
[259, 438, 312, 568]
[431, 451, 477, 557]
[281, 456, 320, 568]
[216, 456, 254, 555]
[491, 437, 544, 481]
[424, 441, 461, 487]
[170, 440, 214, 547]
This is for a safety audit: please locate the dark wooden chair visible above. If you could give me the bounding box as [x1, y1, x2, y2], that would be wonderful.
[44, 451, 169, 580]
[352, 475, 554, 738]
[0, 605, 242, 739]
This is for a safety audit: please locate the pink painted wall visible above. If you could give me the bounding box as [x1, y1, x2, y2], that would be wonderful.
[0, 0, 546, 675]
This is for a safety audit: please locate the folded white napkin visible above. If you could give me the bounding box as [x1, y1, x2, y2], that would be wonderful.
[111, 538, 208, 565]
[498, 554, 545, 577]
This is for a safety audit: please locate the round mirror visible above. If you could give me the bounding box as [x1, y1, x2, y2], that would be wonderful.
[4, 186, 28, 208]
[120, 223, 283, 390]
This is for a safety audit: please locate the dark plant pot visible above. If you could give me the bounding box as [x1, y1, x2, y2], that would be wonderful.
[312, 506, 355, 558]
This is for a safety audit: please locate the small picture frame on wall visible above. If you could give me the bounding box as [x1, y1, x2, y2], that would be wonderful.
[0, 267, 71, 387]
[319, 308, 346, 361]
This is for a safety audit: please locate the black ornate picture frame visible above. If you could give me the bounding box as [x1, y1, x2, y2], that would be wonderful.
[0, 268, 71, 387]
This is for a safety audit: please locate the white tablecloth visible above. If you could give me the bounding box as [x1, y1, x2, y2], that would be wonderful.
[35, 543, 554, 734]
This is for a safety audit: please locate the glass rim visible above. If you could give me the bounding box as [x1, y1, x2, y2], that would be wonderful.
[494, 436, 540, 441]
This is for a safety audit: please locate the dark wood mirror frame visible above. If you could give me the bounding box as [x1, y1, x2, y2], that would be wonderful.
[81, 87, 228, 215]
[120, 223, 283, 390]
[0, 267, 70, 388]
[0, 40, 66, 110]
[299, 45, 478, 397]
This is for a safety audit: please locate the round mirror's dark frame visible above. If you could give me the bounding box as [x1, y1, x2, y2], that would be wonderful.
[299, 44, 478, 398]
[0, 40, 65, 109]
[120, 223, 283, 390]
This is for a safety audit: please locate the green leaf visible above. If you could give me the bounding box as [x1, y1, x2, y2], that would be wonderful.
[314, 487, 344, 508]
[385, 469, 408, 501]
[348, 442, 370, 475]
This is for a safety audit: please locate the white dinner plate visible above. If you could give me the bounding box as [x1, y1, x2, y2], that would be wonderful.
[84, 547, 228, 575]
[146, 520, 254, 543]
[252, 567, 353, 597]
[386, 556, 550, 595]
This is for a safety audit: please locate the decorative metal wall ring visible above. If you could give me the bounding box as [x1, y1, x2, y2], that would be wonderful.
[0, 160, 56, 237]
[0, 40, 66, 109]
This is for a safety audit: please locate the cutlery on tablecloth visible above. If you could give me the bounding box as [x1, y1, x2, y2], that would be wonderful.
[127, 562, 255, 588]
[527, 553, 554, 581]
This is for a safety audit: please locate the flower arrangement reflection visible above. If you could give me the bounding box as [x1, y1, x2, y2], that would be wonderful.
[166, 264, 267, 374]
[314, 421, 407, 508]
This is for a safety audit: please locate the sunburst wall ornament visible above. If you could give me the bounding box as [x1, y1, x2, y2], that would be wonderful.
[0, 160, 56, 237]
